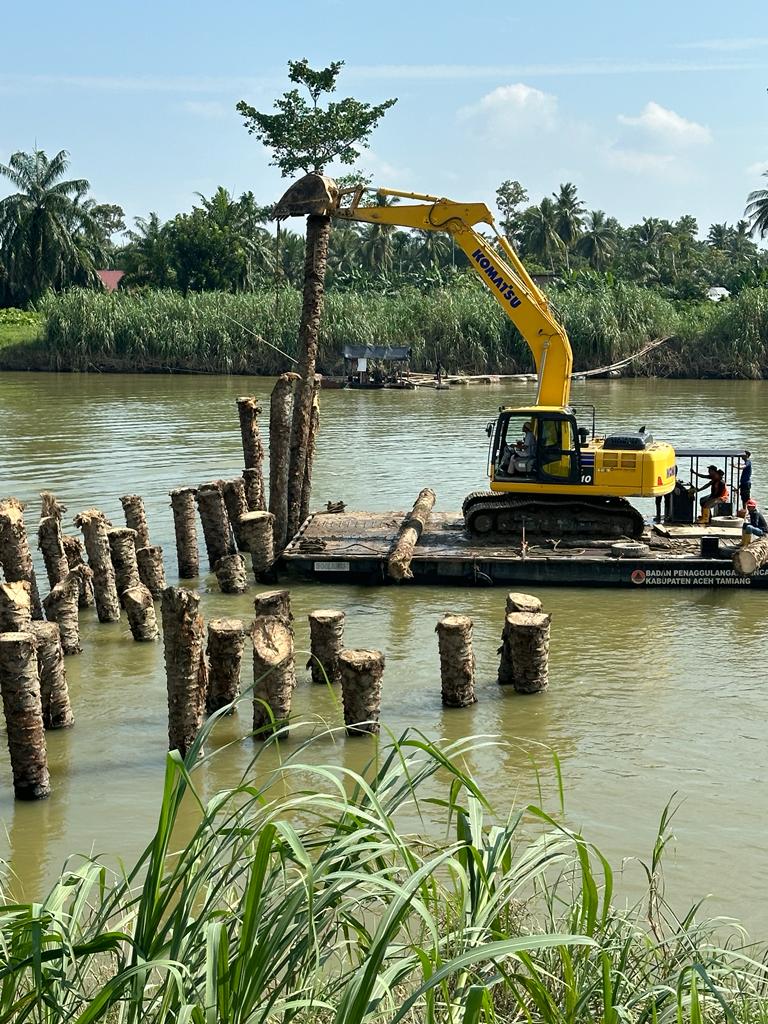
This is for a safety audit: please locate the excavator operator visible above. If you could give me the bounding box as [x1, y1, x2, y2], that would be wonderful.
[500, 422, 536, 476]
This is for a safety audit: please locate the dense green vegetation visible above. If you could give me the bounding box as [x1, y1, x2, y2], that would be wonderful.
[1, 725, 766, 1021]
[0, 307, 42, 349]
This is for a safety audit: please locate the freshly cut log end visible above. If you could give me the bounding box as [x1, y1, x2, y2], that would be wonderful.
[214, 554, 248, 594]
[137, 545, 167, 600]
[207, 617, 245, 714]
[161, 587, 207, 758]
[436, 613, 476, 708]
[43, 569, 86, 655]
[74, 508, 121, 623]
[733, 537, 768, 576]
[505, 592, 543, 615]
[239, 511, 275, 582]
[501, 611, 551, 694]
[0, 581, 32, 633]
[307, 608, 345, 685]
[63, 535, 94, 608]
[253, 588, 293, 624]
[387, 488, 436, 582]
[28, 621, 74, 729]
[196, 482, 236, 570]
[169, 486, 200, 579]
[339, 648, 384, 736]
[123, 584, 160, 641]
[0, 632, 51, 800]
[120, 494, 150, 549]
[0, 497, 44, 619]
[251, 615, 296, 739]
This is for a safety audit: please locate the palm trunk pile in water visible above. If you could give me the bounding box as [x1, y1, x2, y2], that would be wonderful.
[107, 528, 140, 600]
[222, 478, 250, 551]
[28, 622, 74, 729]
[63, 535, 94, 608]
[0, 581, 32, 632]
[299, 381, 321, 526]
[497, 592, 542, 685]
[73, 509, 121, 623]
[253, 588, 293, 625]
[0, 633, 50, 800]
[307, 609, 345, 685]
[161, 587, 208, 758]
[120, 494, 150, 549]
[0, 499, 43, 619]
[137, 546, 167, 600]
[214, 554, 248, 594]
[239, 512, 275, 582]
[339, 649, 384, 736]
[269, 372, 300, 553]
[251, 615, 296, 739]
[236, 397, 266, 502]
[196, 482, 236, 570]
[435, 614, 477, 707]
[37, 492, 69, 589]
[500, 611, 551, 694]
[243, 469, 265, 513]
[169, 487, 199, 579]
[206, 618, 245, 714]
[43, 567, 88, 655]
[123, 584, 159, 641]
[387, 488, 436, 582]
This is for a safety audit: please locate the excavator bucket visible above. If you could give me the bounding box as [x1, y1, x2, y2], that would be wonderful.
[273, 173, 339, 218]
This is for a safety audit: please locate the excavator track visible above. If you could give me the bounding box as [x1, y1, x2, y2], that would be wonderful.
[462, 491, 645, 540]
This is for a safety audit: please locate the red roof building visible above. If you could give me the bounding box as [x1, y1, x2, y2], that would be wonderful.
[97, 270, 125, 292]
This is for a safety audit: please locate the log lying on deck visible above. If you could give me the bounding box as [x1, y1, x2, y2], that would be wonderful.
[38, 492, 69, 590]
[251, 615, 296, 738]
[0, 499, 43, 619]
[0, 633, 50, 800]
[169, 487, 200, 579]
[732, 537, 768, 576]
[161, 587, 207, 758]
[387, 488, 436, 581]
[74, 509, 121, 623]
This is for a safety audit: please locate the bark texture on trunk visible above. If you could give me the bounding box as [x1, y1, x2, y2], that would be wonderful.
[253, 588, 293, 625]
[733, 537, 768, 576]
[107, 527, 141, 600]
[251, 615, 295, 738]
[73, 509, 121, 623]
[243, 469, 265, 514]
[0, 581, 32, 632]
[196, 482, 236, 570]
[0, 499, 43, 619]
[43, 569, 86, 655]
[206, 617, 245, 714]
[123, 584, 160, 641]
[501, 611, 551, 694]
[307, 608, 345, 684]
[387, 488, 436, 581]
[222, 478, 250, 551]
[0, 633, 50, 799]
[299, 382, 321, 526]
[269, 372, 300, 553]
[28, 621, 73, 729]
[161, 587, 207, 758]
[137, 546, 167, 600]
[236, 397, 266, 506]
[169, 487, 200, 579]
[239, 512, 275, 582]
[37, 492, 69, 590]
[286, 214, 331, 542]
[436, 614, 476, 708]
[120, 494, 150, 549]
[63, 535, 94, 608]
[498, 593, 543, 684]
[339, 649, 384, 736]
[214, 554, 248, 594]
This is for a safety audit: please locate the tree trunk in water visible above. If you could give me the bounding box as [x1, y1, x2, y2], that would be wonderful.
[120, 494, 150, 549]
[436, 614, 476, 707]
[339, 649, 384, 736]
[169, 487, 199, 579]
[107, 527, 140, 601]
[239, 512, 275, 582]
[253, 589, 293, 625]
[733, 537, 768, 576]
[243, 469, 265, 513]
[236, 397, 266, 507]
[73, 509, 121, 623]
[161, 587, 207, 758]
[251, 615, 295, 739]
[28, 622, 73, 729]
[503, 611, 551, 694]
[0, 581, 32, 632]
[0, 499, 43, 619]
[137, 546, 167, 600]
[37, 492, 69, 590]
[222, 478, 250, 551]
[214, 554, 248, 594]
[307, 608, 345, 685]
[63, 535, 94, 608]
[43, 569, 86, 655]
[387, 488, 436, 581]
[0, 633, 50, 799]
[299, 382, 320, 526]
[123, 584, 159, 641]
[196, 482, 236, 570]
[286, 214, 331, 542]
[206, 617, 244, 714]
[498, 593, 542, 685]
[269, 372, 300, 553]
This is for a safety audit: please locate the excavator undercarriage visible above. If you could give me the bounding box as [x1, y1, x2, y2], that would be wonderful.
[462, 491, 646, 541]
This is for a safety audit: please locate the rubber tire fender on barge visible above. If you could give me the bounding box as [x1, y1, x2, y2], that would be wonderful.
[461, 490, 645, 540]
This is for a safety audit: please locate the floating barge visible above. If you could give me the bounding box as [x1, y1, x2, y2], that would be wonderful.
[282, 511, 768, 589]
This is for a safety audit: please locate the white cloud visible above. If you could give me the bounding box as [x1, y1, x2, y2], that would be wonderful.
[352, 149, 409, 184]
[458, 83, 557, 138]
[349, 58, 763, 80]
[677, 37, 768, 51]
[747, 160, 768, 178]
[605, 148, 679, 178]
[182, 100, 230, 120]
[617, 101, 711, 146]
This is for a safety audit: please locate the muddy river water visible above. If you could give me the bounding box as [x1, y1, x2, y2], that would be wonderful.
[0, 371, 766, 931]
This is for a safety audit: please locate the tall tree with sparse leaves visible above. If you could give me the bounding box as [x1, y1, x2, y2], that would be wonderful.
[237, 59, 396, 542]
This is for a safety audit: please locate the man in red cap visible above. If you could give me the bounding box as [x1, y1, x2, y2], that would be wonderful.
[741, 498, 768, 546]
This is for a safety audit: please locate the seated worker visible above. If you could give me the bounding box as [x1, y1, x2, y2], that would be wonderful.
[742, 498, 768, 546]
[499, 421, 536, 476]
[694, 465, 728, 525]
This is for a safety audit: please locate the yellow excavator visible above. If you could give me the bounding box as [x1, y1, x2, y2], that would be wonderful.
[275, 174, 677, 540]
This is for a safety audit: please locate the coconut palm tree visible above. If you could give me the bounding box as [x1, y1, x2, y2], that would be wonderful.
[121, 213, 176, 288]
[745, 172, 768, 238]
[552, 182, 585, 269]
[576, 210, 615, 271]
[520, 198, 565, 270]
[706, 222, 732, 250]
[0, 148, 104, 304]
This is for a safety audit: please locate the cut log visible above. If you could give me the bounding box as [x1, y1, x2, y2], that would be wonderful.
[498, 593, 543, 685]
[0, 633, 50, 799]
[123, 584, 160, 641]
[253, 589, 292, 625]
[269, 372, 300, 553]
[43, 569, 87, 655]
[107, 527, 141, 599]
[28, 621, 73, 729]
[243, 469, 265, 513]
[299, 381, 320, 526]
[0, 498, 43, 619]
[436, 614, 476, 708]
[196, 482, 236, 570]
[222, 478, 250, 551]
[339, 648, 384, 736]
[502, 611, 551, 694]
[74, 509, 121, 623]
[251, 615, 296, 738]
[169, 486, 200, 579]
[37, 492, 69, 589]
[387, 488, 436, 581]
[63, 535, 94, 608]
[120, 494, 150, 549]
[236, 396, 265, 471]
[214, 553, 248, 594]
[307, 608, 345, 685]
[733, 536, 768, 576]
[161, 587, 207, 758]
[137, 545, 167, 600]
[239, 511, 275, 582]
[0, 581, 32, 632]
[206, 617, 244, 714]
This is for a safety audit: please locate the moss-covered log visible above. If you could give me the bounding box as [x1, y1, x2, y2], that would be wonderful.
[120, 494, 150, 549]
[0, 499, 43, 619]
[251, 615, 295, 739]
[387, 488, 436, 582]
[37, 492, 69, 590]
[73, 509, 121, 623]
[436, 614, 476, 707]
[28, 621, 74, 729]
[196, 482, 236, 570]
[161, 587, 207, 758]
[269, 372, 300, 553]
[169, 486, 199, 579]
[307, 608, 345, 685]
[137, 545, 167, 600]
[0, 633, 50, 799]
[123, 584, 160, 641]
[206, 617, 245, 714]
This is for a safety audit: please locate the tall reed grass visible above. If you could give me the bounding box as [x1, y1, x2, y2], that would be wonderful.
[0, 717, 765, 1022]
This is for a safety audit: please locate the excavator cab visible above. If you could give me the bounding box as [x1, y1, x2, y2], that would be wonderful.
[490, 409, 586, 486]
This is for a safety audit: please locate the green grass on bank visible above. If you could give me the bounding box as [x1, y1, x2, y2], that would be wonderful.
[0, 308, 42, 350]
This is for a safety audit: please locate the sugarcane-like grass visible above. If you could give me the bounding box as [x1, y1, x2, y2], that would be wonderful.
[0, 713, 766, 1022]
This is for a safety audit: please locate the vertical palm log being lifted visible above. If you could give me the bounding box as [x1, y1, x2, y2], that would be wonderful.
[274, 173, 677, 540]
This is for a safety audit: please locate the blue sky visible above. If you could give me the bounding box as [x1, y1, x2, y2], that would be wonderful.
[2, 0, 767, 235]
